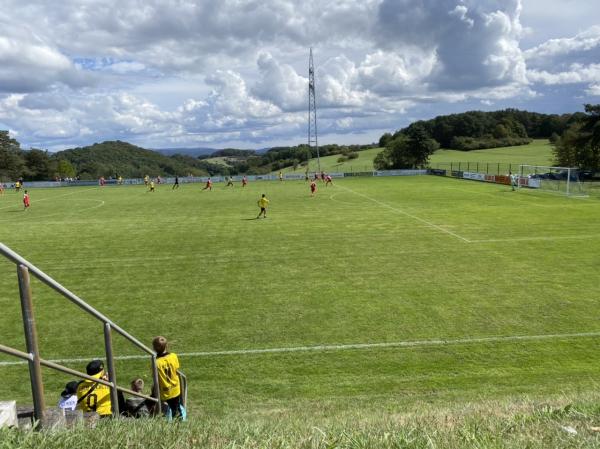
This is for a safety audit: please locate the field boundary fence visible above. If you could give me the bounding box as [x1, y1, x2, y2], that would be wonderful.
[0, 242, 186, 428]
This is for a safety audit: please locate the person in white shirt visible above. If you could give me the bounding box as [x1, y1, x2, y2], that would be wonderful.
[58, 381, 79, 411]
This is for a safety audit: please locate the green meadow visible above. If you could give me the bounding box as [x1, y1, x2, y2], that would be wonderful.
[1, 175, 599, 421]
[283, 139, 554, 174]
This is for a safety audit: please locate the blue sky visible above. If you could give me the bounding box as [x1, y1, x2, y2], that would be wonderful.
[0, 0, 599, 151]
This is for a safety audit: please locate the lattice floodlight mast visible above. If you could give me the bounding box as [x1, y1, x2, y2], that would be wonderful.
[308, 48, 320, 173]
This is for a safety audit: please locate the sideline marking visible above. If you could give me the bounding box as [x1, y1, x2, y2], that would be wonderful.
[0, 188, 101, 211]
[336, 184, 471, 242]
[0, 199, 105, 223]
[471, 234, 600, 243]
[2, 331, 600, 367]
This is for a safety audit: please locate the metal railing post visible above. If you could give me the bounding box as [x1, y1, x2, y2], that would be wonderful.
[17, 264, 46, 428]
[104, 323, 120, 416]
[151, 355, 162, 415]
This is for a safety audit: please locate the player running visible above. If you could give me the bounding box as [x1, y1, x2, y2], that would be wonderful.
[310, 180, 317, 196]
[241, 176, 248, 187]
[173, 176, 180, 189]
[144, 175, 150, 186]
[279, 171, 284, 182]
[23, 190, 30, 210]
[226, 176, 234, 187]
[325, 174, 333, 186]
[257, 194, 269, 219]
[202, 178, 213, 191]
[0, 183, 4, 195]
[149, 180, 155, 192]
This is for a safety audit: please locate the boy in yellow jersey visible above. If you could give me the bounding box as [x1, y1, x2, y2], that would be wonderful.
[76, 359, 112, 417]
[257, 194, 269, 219]
[153, 336, 185, 420]
[149, 180, 155, 192]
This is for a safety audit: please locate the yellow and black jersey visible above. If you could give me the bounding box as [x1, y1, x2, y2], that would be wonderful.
[76, 371, 112, 416]
[156, 352, 181, 400]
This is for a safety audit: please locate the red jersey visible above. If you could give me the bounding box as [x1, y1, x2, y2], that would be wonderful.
[310, 182, 316, 192]
[23, 194, 30, 207]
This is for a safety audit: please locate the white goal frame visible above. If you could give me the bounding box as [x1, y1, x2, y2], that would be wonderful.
[519, 165, 586, 197]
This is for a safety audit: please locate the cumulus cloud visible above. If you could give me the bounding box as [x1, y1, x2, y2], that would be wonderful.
[251, 52, 306, 112]
[0, 18, 93, 93]
[374, 0, 526, 90]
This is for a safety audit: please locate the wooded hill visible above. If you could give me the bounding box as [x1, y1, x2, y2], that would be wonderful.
[380, 109, 584, 151]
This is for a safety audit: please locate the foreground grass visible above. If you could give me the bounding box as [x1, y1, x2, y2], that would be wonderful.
[4, 396, 600, 448]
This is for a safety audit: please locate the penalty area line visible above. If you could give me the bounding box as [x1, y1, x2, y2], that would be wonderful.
[336, 184, 471, 243]
[2, 331, 600, 367]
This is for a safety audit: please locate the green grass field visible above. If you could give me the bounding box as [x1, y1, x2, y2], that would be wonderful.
[1, 175, 599, 420]
[283, 139, 554, 174]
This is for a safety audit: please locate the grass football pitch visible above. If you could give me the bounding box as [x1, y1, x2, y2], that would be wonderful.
[1, 176, 599, 417]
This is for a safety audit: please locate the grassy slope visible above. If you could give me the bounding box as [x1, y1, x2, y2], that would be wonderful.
[281, 140, 553, 174]
[4, 397, 600, 448]
[0, 176, 599, 420]
[430, 139, 554, 165]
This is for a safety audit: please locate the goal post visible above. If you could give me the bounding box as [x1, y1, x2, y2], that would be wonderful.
[518, 165, 587, 197]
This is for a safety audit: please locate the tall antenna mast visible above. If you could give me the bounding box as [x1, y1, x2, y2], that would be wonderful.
[308, 48, 320, 173]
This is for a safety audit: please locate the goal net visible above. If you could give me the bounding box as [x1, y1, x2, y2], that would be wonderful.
[519, 165, 587, 197]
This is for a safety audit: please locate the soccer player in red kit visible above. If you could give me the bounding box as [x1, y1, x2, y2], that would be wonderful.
[202, 178, 212, 190]
[242, 176, 248, 187]
[310, 180, 317, 196]
[325, 174, 333, 186]
[23, 190, 30, 210]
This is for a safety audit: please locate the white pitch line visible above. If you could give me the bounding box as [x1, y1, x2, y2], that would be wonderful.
[336, 184, 471, 243]
[471, 234, 600, 243]
[0, 188, 100, 211]
[2, 331, 600, 367]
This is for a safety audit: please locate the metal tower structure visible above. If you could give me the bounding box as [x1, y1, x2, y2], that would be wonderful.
[308, 48, 321, 173]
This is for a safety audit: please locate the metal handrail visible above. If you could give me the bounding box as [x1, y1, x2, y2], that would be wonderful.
[0, 242, 163, 427]
[0, 243, 152, 355]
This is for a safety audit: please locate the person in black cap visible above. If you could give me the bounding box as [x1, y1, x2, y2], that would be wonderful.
[58, 381, 79, 411]
[76, 359, 112, 416]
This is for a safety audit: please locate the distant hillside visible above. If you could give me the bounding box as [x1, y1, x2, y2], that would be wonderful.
[55, 141, 209, 179]
[153, 147, 216, 157]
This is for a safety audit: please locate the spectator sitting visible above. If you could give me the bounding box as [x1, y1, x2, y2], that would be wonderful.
[126, 378, 152, 418]
[76, 359, 112, 417]
[58, 381, 79, 411]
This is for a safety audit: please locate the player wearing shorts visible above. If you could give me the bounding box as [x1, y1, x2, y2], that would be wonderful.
[226, 176, 234, 187]
[325, 175, 333, 186]
[149, 180, 155, 192]
[23, 190, 30, 209]
[202, 178, 212, 191]
[257, 194, 269, 219]
[310, 181, 317, 196]
[173, 176, 179, 189]
[242, 176, 248, 187]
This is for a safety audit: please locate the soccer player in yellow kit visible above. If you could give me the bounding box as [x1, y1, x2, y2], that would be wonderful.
[76, 359, 112, 417]
[257, 194, 269, 219]
[153, 336, 184, 420]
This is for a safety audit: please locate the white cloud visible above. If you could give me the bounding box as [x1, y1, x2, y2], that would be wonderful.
[586, 84, 600, 96]
[527, 63, 600, 85]
[0, 19, 92, 93]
